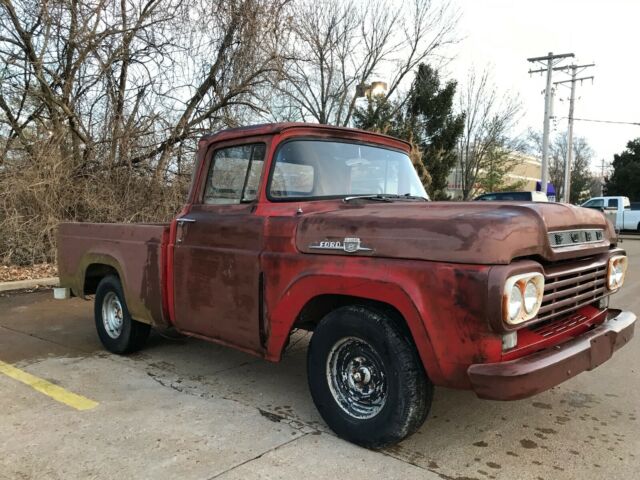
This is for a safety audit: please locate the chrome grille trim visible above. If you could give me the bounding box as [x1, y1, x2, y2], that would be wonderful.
[538, 260, 608, 323]
[530, 313, 588, 337]
[548, 229, 605, 248]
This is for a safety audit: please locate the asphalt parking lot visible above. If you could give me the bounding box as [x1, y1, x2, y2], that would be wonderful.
[1, 240, 639, 480]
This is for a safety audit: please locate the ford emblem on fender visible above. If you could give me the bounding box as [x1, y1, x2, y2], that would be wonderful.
[309, 237, 373, 253]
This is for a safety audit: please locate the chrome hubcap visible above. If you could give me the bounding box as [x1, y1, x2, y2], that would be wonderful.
[326, 337, 387, 419]
[102, 291, 124, 339]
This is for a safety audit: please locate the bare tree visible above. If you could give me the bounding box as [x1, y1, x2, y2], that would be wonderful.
[0, 0, 289, 172]
[0, 0, 187, 172]
[528, 130, 595, 203]
[456, 69, 522, 200]
[143, 0, 291, 180]
[271, 0, 459, 126]
[0, 0, 290, 264]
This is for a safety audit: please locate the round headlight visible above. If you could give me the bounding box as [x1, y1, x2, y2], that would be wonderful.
[614, 262, 624, 285]
[523, 280, 540, 314]
[503, 272, 544, 325]
[508, 284, 523, 321]
[607, 255, 628, 290]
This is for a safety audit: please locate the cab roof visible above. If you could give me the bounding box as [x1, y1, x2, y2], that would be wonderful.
[198, 122, 411, 150]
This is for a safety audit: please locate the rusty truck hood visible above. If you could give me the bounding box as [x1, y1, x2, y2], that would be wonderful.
[295, 201, 615, 264]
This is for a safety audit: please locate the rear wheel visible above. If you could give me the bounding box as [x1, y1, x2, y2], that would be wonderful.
[94, 275, 150, 354]
[307, 305, 432, 448]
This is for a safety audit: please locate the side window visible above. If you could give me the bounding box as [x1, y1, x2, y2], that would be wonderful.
[608, 198, 619, 209]
[203, 144, 265, 205]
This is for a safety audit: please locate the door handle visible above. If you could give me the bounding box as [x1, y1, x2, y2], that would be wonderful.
[176, 217, 196, 244]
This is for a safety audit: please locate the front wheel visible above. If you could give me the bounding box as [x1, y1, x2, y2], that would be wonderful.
[94, 275, 150, 354]
[307, 306, 433, 448]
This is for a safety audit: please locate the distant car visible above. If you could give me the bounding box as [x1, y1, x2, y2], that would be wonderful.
[474, 191, 549, 202]
[582, 196, 640, 232]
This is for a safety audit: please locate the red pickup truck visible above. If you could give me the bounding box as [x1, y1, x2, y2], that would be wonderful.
[57, 123, 635, 447]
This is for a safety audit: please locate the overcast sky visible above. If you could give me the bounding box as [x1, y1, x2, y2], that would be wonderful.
[441, 0, 640, 172]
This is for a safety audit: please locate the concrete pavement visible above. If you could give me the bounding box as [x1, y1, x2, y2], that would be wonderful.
[1, 241, 639, 479]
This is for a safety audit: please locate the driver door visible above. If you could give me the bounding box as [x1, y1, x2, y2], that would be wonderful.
[172, 143, 266, 353]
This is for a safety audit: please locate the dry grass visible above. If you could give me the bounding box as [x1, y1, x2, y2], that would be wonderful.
[0, 139, 191, 266]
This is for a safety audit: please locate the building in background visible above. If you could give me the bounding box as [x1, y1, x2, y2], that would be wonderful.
[446, 152, 542, 199]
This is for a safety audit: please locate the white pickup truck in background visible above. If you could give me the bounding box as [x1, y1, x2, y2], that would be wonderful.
[582, 196, 640, 232]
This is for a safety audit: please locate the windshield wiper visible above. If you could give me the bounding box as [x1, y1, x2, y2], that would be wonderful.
[343, 193, 428, 203]
[343, 194, 394, 202]
[399, 193, 428, 201]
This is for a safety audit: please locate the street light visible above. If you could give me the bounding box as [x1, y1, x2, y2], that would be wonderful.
[355, 81, 388, 98]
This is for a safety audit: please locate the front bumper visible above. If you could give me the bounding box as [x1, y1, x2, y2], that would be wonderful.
[467, 309, 636, 400]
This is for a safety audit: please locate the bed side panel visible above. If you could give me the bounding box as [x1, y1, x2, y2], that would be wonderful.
[57, 223, 169, 326]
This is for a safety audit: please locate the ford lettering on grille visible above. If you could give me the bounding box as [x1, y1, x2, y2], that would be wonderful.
[548, 229, 604, 248]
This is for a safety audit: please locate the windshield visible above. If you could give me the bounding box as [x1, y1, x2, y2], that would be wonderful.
[268, 140, 428, 200]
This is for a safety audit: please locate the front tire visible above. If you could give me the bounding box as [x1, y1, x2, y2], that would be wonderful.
[94, 275, 150, 354]
[307, 305, 432, 448]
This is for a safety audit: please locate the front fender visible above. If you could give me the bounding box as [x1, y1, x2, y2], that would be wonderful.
[264, 272, 445, 384]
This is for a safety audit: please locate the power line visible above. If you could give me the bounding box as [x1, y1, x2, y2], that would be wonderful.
[558, 117, 640, 127]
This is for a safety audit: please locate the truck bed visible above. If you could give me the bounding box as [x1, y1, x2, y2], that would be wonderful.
[57, 222, 170, 326]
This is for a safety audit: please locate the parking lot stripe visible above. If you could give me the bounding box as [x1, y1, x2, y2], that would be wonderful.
[0, 360, 98, 411]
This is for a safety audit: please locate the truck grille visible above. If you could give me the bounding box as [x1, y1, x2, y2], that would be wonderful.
[537, 258, 608, 323]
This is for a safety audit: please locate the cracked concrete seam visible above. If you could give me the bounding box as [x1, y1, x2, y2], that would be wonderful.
[205, 434, 310, 480]
[144, 368, 320, 435]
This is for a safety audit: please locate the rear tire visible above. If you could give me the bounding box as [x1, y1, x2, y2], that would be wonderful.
[307, 305, 432, 448]
[94, 275, 150, 354]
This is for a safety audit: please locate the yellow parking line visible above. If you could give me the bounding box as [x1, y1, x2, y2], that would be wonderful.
[0, 360, 98, 411]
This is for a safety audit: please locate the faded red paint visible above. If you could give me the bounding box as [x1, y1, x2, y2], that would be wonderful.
[57, 123, 636, 399]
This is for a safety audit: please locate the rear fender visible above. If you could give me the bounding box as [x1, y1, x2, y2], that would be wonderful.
[74, 252, 163, 327]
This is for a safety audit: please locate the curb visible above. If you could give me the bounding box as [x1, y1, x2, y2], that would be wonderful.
[0, 277, 59, 292]
[620, 235, 640, 242]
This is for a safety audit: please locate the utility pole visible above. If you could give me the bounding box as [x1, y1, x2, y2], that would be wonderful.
[553, 63, 594, 203]
[528, 52, 574, 197]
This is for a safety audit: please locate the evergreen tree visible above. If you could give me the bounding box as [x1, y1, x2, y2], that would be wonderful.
[408, 65, 465, 199]
[606, 139, 640, 200]
[353, 64, 464, 199]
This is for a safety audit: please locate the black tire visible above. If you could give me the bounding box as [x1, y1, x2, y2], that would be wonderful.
[94, 275, 150, 354]
[307, 305, 433, 448]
